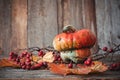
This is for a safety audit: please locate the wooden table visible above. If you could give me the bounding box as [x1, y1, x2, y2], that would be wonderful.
[0, 68, 120, 80]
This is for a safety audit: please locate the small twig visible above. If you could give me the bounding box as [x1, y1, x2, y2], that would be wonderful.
[91, 43, 120, 61]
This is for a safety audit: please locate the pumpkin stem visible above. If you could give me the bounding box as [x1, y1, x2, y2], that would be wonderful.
[63, 25, 76, 33]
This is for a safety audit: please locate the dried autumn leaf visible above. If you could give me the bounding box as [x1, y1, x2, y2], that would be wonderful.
[32, 52, 55, 63]
[43, 52, 54, 63]
[48, 63, 91, 75]
[90, 61, 108, 73]
[48, 61, 108, 75]
[48, 63, 71, 75]
[70, 68, 91, 75]
[0, 58, 20, 68]
[32, 55, 42, 62]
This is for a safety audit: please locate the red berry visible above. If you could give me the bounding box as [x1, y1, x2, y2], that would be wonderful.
[54, 54, 60, 61]
[57, 57, 62, 61]
[111, 63, 117, 68]
[20, 62, 25, 66]
[108, 48, 114, 53]
[9, 52, 14, 56]
[38, 51, 44, 56]
[13, 58, 17, 61]
[16, 58, 20, 62]
[25, 61, 31, 66]
[22, 51, 27, 55]
[22, 65, 26, 69]
[26, 58, 31, 62]
[68, 63, 73, 68]
[43, 62, 47, 67]
[84, 60, 91, 66]
[26, 54, 30, 58]
[102, 47, 108, 51]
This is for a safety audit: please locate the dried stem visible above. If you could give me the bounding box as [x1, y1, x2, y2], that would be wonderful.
[91, 44, 120, 61]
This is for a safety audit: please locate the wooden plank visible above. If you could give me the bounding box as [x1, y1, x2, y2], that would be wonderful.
[95, 0, 120, 48]
[56, 0, 63, 33]
[28, 0, 58, 48]
[110, 0, 120, 45]
[62, 0, 83, 30]
[0, 0, 11, 56]
[0, 68, 120, 79]
[10, 0, 27, 51]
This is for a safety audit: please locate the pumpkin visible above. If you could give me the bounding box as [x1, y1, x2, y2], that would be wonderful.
[53, 25, 96, 51]
[60, 48, 91, 63]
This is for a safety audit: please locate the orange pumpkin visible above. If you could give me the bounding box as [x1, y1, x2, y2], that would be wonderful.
[53, 26, 96, 51]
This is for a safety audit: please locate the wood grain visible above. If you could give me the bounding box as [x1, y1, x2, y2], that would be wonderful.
[0, 68, 120, 79]
[62, 0, 83, 30]
[0, 0, 11, 56]
[95, 0, 120, 48]
[28, 0, 58, 48]
[82, 0, 98, 52]
[10, 0, 27, 51]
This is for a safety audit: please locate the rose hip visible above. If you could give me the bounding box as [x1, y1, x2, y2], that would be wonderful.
[84, 58, 92, 66]
[38, 51, 44, 56]
[108, 48, 114, 53]
[102, 47, 108, 51]
[68, 63, 73, 68]
[9, 52, 14, 56]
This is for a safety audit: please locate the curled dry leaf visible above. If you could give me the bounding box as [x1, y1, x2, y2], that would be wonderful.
[43, 52, 54, 63]
[48, 61, 108, 75]
[32, 52, 54, 63]
[0, 58, 20, 68]
[90, 61, 108, 73]
[32, 55, 42, 62]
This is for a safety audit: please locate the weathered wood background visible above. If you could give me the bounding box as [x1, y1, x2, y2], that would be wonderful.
[0, 0, 120, 56]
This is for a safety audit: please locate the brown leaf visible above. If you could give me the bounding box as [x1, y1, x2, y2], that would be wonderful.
[0, 58, 20, 68]
[48, 63, 71, 75]
[71, 68, 91, 75]
[48, 63, 91, 75]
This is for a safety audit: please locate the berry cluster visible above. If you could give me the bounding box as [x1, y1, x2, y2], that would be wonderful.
[53, 52, 62, 62]
[102, 47, 114, 53]
[9, 51, 47, 70]
[8, 47, 63, 70]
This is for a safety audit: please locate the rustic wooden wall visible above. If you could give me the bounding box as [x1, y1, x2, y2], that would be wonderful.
[0, 0, 120, 56]
[96, 0, 120, 48]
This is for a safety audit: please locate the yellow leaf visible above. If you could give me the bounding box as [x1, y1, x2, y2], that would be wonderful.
[32, 55, 42, 62]
[43, 52, 54, 63]
[90, 61, 108, 73]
